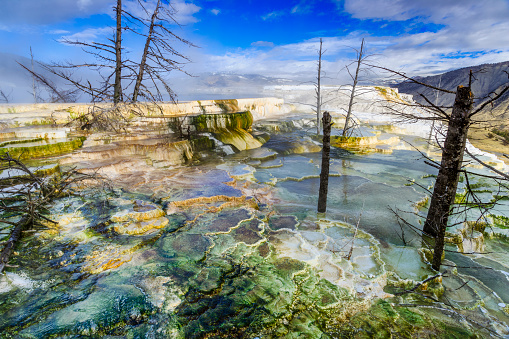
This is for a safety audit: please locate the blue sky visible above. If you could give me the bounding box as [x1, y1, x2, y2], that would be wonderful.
[1, 0, 509, 101]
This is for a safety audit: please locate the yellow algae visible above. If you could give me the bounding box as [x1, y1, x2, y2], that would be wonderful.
[375, 86, 407, 104]
[100, 258, 126, 271]
[214, 127, 263, 151]
[82, 247, 134, 274]
[413, 195, 429, 210]
[110, 203, 165, 223]
[114, 216, 169, 235]
[331, 135, 379, 147]
[169, 195, 258, 211]
[214, 99, 240, 112]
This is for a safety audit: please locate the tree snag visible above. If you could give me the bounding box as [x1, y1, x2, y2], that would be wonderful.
[113, 0, 123, 105]
[343, 38, 364, 136]
[316, 38, 323, 135]
[318, 111, 332, 213]
[132, 0, 160, 103]
[423, 86, 473, 271]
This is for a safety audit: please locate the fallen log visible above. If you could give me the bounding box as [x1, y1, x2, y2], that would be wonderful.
[0, 215, 33, 273]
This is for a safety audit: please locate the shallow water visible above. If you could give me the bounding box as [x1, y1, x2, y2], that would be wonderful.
[1, 114, 509, 337]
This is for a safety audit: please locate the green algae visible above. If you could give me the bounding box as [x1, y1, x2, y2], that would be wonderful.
[488, 214, 509, 229]
[0, 137, 45, 148]
[24, 119, 53, 126]
[169, 242, 355, 339]
[192, 111, 254, 132]
[197, 100, 206, 113]
[324, 299, 482, 338]
[190, 136, 215, 152]
[0, 136, 86, 160]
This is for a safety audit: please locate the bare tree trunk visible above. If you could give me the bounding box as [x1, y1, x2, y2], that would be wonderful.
[30, 47, 37, 103]
[132, 0, 160, 103]
[316, 38, 323, 135]
[423, 86, 473, 271]
[318, 111, 332, 212]
[0, 215, 33, 273]
[343, 38, 364, 136]
[113, 0, 122, 105]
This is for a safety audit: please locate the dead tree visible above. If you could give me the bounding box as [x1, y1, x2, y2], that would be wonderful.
[50, 0, 124, 104]
[17, 62, 79, 103]
[424, 85, 473, 270]
[315, 38, 324, 135]
[113, 0, 123, 104]
[0, 88, 11, 103]
[0, 153, 104, 273]
[375, 66, 509, 271]
[318, 111, 332, 212]
[126, 0, 195, 103]
[20, 0, 194, 131]
[30, 47, 38, 103]
[343, 38, 365, 136]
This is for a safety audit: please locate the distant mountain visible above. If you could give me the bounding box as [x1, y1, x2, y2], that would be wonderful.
[393, 61, 509, 116]
[174, 72, 298, 101]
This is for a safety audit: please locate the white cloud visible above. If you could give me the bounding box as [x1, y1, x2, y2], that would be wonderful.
[0, 0, 114, 25]
[251, 41, 275, 48]
[343, 0, 509, 24]
[333, 0, 509, 76]
[261, 11, 285, 21]
[49, 29, 71, 35]
[210, 9, 220, 16]
[60, 27, 113, 43]
[171, 0, 201, 25]
[291, 0, 313, 15]
[186, 25, 509, 87]
[122, 0, 200, 24]
[0, 0, 201, 27]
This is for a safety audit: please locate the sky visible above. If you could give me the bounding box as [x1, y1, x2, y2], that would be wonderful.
[1, 0, 509, 101]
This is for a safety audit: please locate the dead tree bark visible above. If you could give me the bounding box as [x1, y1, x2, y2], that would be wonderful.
[113, 0, 123, 104]
[423, 86, 473, 271]
[30, 47, 37, 103]
[0, 89, 10, 103]
[17, 62, 78, 103]
[132, 0, 160, 103]
[316, 38, 323, 135]
[0, 215, 33, 273]
[343, 38, 364, 136]
[318, 111, 332, 212]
